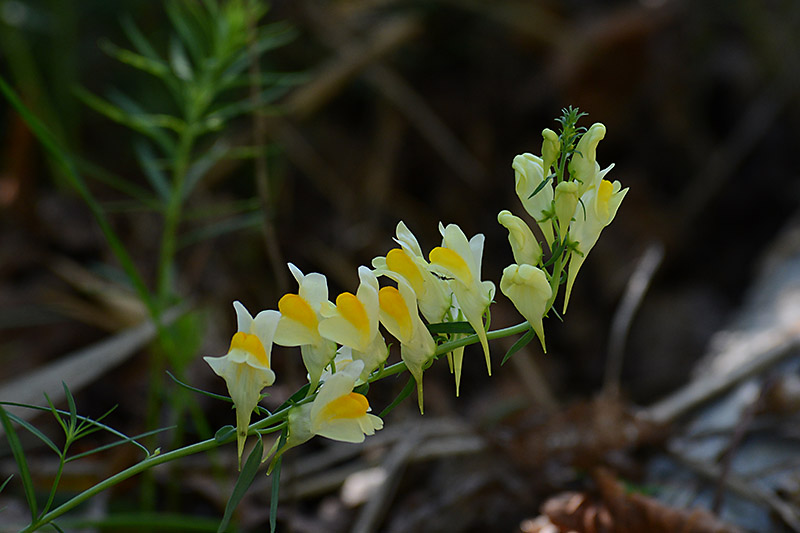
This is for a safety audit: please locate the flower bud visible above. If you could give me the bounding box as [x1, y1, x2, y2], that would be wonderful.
[542, 128, 560, 175]
[497, 210, 542, 266]
[554, 181, 579, 237]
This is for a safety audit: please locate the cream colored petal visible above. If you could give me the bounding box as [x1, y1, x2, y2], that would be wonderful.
[394, 221, 424, 257]
[233, 301, 254, 333]
[250, 309, 281, 364]
[298, 272, 329, 312]
[500, 264, 551, 351]
[301, 340, 337, 390]
[274, 315, 318, 347]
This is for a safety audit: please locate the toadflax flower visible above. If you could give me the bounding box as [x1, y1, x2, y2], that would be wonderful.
[204, 301, 280, 466]
[563, 174, 628, 313]
[500, 264, 552, 352]
[319, 266, 387, 381]
[267, 359, 383, 471]
[429, 223, 495, 375]
[569, 122, 606, 196]
[497, 210, 542, 266]
[372, 221, 452, 324]
[513, 153, 555, 248]
[378, 277, 436, 413]
[274, 263, 337, 394]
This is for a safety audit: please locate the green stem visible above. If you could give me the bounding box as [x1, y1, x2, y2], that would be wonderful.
[22, 404, 292, 532]
[545, 246, 565, 313]
[22, 320, 532, 531]
[40, 452, 66, 516]
[155, 126, 196, 307]
[369, 320, 532, 382]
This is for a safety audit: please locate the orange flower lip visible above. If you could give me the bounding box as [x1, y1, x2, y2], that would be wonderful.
[229, 331, 269, 367]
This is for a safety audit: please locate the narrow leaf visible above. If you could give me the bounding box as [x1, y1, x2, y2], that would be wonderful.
[7, 412, 59, 454]
[168, 35, 194, 81]
[501, 328, 536, 366]
[0, 474, 13, 493]
[62, 382, 78, 432]
[134, 140, 171, 203]
[120, 16, 162, 61]
[99, 39, 171, 79]
[215, 425, 236, 444]
[426, 321, 475, 335]
[270, 429, 287, 533]
[379, 377, 415, 418]
[0, 406, 38, 519]
[217, 437, 263, 532]
[166, 370, 233, 403]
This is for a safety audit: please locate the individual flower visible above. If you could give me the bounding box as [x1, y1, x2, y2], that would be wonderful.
[563, 175, 628, 313]
[554, 180, 579, 238]
[568, 122, 606, 196]
[497, 210, 542, 266]
[500, 264, 552, 351]
[542, 128, 560, 176]
[429, 223, 495, 375]
[266, 360, 384, 472]
[372, 222, 452, 324]
[204, 302, 280, 466]
[378, 277, 437, 413]
[319, 266, 387, 381]
[274, 263, 337, 394]
[513, 153, 555, 247]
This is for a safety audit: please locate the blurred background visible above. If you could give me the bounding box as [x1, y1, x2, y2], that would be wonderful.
[1, 0, 800, 531]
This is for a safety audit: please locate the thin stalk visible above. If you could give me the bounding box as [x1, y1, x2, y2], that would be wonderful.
[41, 453, 66, 516]
[22, 320, 531, 531]
[156, 126, 196, 308]
[22, 404, 291, 533]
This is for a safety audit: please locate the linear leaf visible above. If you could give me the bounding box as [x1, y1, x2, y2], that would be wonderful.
[0, 77, 157, 316]
[426, 321, 475, 335]
[270, 429, 287, 533]
[0, 406, 38, 519]
[7, 412, 59, 454]
[99, 39, 170, 79]
[134, 140, 171, 203]
[217, 437, 263, 532]
[501, 328, 536, 366]
[168, 35, 194, 81]
[379, 377, 415, 418]
[75, 87, 178, 153]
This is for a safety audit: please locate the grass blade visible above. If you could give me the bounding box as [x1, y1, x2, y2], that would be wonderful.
[0, 406, 38, 519]
[217, 437, 263, 532]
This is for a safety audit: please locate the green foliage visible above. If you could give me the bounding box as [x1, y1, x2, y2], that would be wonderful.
[218, 436, 263, 532]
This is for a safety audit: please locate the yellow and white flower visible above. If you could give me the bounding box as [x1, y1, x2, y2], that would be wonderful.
[569, 122, 606, 196]
[372, 222, 452, 324]
[513, 153, 555, 247]
[378, 277, 436, 413]
[500, 264, 552, 351]
[267, 359, 383, 472]
[563, 175, 628, 313]
[497, 210, 542, 266]
[319, 266, 387, 381]
[554, 180, 580, 238]
[541, 128, 560, 176]
[429, 223, 495, 375]
[274, 263, 337, 394]
[204, 301, 280, 466]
